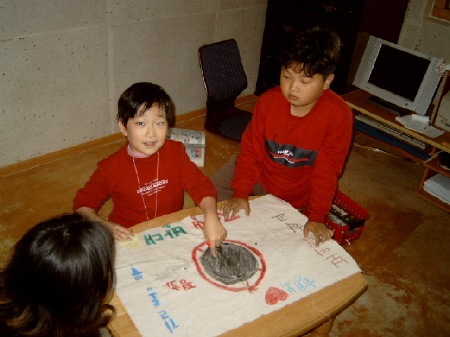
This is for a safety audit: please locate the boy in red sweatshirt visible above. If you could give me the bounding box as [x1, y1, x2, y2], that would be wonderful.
[212, 28, 353, 246]
[74, 82, 226, 253]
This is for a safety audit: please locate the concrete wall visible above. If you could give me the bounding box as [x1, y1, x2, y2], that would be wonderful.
[5, 0, 447, 169]
[0, 0, 267, 168]
[399, 0, 450, 61]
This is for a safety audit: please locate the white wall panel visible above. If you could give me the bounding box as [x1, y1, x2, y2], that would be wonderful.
[0, 0, 268, 167]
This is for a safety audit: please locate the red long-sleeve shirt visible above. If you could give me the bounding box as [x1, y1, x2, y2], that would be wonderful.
[232, 87, 353, 223]
[74, 140, 217, 227]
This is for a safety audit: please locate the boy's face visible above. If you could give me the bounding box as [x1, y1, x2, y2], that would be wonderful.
[280, 65, 334, 116]
[119, 103, 168, 157]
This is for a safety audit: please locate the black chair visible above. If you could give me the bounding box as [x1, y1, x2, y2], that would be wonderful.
[198, 39, 252, 141]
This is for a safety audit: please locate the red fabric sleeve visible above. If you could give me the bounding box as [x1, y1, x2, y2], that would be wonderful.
[73, 160, 113, 212]
[73, 141, 217, 228]
[307, 96, 354, 223]
[179, 145, 218, 204]
[231, 87, 353, 224]
[231, 97, 267, 198]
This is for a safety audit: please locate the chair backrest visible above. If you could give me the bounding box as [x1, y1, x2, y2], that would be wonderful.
[199, 39, 247, 102]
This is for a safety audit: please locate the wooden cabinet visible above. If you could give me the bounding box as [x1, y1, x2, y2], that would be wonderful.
[419, 151, 450, 212]
[254, 0, 365, 96]
[419, 71, 450, 212]
[344, 71, 450, 213]
[254, 0, 411, 96]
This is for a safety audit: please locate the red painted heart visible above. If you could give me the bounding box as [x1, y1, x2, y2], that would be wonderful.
[265, 287, 289, 305]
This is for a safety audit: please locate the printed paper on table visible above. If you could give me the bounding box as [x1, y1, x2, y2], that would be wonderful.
[114, 194, 362, 337]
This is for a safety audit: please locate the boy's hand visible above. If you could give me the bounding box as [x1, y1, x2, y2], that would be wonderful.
[222, 197, 250, 221]
[105, 221, 134, 241]
[303, 221, 333, 246]
[199, 196, 227, 257]
[76, 206, 134, 241]
[203, 217, 227, 257]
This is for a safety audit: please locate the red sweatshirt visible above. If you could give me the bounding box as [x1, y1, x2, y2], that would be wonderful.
[232, 87, 353, 223]
[74, 140, 217, 228]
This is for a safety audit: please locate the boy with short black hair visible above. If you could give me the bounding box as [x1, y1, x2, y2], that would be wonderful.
[74, 82, 227, 253]
[213, 28, 353, 246]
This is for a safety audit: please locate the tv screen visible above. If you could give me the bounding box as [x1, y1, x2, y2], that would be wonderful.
[353, 36, 442, 115]
[368, 45, 431, 102]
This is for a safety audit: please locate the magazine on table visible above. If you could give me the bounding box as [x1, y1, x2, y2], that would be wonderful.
[169, 128, 206, 167]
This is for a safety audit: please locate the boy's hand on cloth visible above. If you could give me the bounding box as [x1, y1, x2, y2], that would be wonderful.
[199, 196, 227, 256]
[106, 222, 134, 241]
[76, 206, 134, 241]
[304, 221, 333, 246]
[203, 218, 227, 257]
[222, 197, 250, 220]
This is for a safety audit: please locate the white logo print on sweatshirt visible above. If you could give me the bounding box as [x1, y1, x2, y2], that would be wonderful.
[137, 179, 169, 196]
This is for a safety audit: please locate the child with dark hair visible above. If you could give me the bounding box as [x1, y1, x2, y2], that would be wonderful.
[212, 28, 354, 246]
[0, 213, 115, 337]
[74, 82, 227, 253]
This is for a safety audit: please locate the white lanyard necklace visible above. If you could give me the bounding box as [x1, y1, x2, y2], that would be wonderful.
[129, 145, 159, 221]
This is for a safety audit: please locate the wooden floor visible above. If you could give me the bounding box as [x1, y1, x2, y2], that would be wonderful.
[1, 95, 449, 336]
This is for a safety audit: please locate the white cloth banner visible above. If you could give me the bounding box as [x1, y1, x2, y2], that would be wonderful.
[115, 195, 361, 337]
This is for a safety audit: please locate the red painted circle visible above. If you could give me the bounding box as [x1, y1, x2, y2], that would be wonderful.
[192, 240, 267, 292]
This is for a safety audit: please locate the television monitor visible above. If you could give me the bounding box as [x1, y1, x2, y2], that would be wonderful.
[353, 36, 443, 115]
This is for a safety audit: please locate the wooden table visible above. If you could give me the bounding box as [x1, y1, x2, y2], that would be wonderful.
[344, 89, 450, 153]
[107, 202, 368, 337]
[344, 88, 450, 212]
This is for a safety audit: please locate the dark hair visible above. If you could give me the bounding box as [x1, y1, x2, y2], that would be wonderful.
[117, 82, 176, 128]
[0, 213, 115, 337]
[279, 27, 342, 78]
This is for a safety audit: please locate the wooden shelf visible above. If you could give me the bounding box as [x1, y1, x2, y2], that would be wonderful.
[352, 123, 429, 164]
[420, 154, 450, 212]
[425, 154, 450, 176]
[345, 89, 450, 153]
[344, 71, 450, 213]
[418, 185, 450, 213]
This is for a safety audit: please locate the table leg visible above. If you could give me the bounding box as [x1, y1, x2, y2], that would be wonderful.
[307, 317, 336, 337]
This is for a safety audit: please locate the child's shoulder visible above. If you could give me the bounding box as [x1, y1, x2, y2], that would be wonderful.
[258, 86, 287, 107]
[96, 144, 128, 167]
[320, 90, 352, 114]
[164, 138, 186, 152]
[261, 86, 283, 99]
[314, 91, 353, 129]
[323, 89, 347, 105]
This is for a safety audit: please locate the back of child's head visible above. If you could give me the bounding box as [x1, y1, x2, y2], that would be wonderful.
[279, 26, 342, 78]
[0, 213, 115, 337]
[118, 82, 176, 128]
